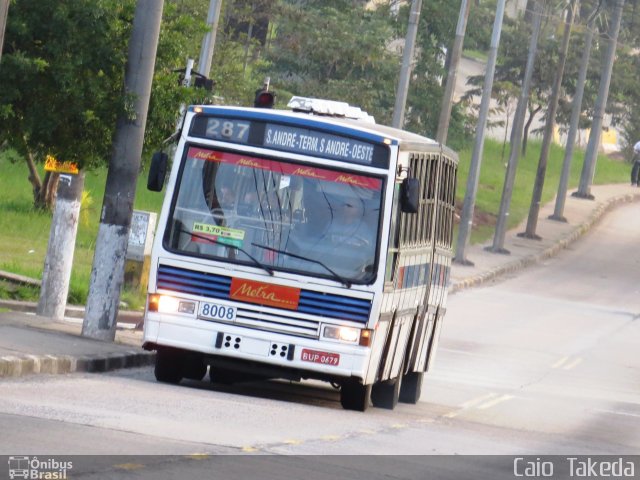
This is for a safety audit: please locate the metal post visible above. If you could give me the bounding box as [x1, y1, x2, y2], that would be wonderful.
[83, 0, 165, 341]
[435, 0, 471, 144]
[551, 12, 596, 221]
[520, 0, 575, 240]
[392, 0, 422, 129]
[0, 0, 9, 65]
[454, 0, 507, 265]
[488, 0, 543, 254]
[197, 0, 222, 78]
[574, 0, 625, 199]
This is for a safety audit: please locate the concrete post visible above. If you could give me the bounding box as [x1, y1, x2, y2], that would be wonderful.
[83, 0, 164, 341]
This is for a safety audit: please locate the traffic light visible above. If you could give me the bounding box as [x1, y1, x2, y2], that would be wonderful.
[254, 89, 276, 108]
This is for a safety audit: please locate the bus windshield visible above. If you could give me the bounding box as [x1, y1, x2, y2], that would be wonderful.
[165, 146, 383, 284]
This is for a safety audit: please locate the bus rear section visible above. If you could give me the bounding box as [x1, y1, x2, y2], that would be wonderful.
[142, 103, 457, 411]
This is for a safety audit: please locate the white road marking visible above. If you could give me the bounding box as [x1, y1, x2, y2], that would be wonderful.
[552, 356, 570, 369]
[476, 394, 514, 410]
[562, 357, 583, 370]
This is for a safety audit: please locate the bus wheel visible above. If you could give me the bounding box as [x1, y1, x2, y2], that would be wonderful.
[340, 381, 371, 412]
[399, 371, 424, 404]
[183, 354, 207, 381]
[371, 377, 402, 410]
[154, 347, 184, 384]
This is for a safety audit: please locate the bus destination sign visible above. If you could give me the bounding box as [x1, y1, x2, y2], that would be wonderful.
[264, 123, 375, 165]
[190, 114, 389, 168]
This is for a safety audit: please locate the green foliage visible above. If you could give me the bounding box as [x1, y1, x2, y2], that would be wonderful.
[263, 1, 399, 123]
[0, 0, 132, 169]
[0, 149, 164, 305]
[401, 0, 472, 148]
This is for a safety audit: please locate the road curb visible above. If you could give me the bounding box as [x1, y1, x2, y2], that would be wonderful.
[0, 350, 156, 378]
[449, 191, 640, 294]
[0, 299, 143, 327]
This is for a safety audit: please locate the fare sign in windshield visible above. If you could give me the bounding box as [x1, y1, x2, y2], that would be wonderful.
[264, 123, 375, 165]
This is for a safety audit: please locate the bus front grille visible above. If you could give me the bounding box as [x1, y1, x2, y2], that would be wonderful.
[156, 264, 372, 336]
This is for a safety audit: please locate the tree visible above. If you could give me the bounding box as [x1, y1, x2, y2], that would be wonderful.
[0, 0, 132, 209]
[263, 1, 400, 123]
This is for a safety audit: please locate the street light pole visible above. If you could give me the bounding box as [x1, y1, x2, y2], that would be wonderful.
[573, 0, 625, 199]
[392, 0, 422, 129]
[488, 0, 544, 254]
[551, 7, 598, 221]
[454, 0, 507, 265]
[0, 0, 9, 65]
[520, 0, 575, 240]
[197, 0, 222, 78]
[436, 0, 471, 144]
[83, 0, 165, 341]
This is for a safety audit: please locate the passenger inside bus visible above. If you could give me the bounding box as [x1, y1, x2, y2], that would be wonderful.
[321, 195, 374, 248]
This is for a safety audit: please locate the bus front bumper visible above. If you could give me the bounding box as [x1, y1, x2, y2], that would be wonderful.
[143, 313, 370, 382]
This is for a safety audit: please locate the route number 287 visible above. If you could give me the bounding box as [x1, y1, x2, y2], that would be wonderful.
[205, 119, 250, 143]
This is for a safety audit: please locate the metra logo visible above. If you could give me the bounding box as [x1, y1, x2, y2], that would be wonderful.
[291, 167, 325, 179]
[335, 174, 368, 187]
[230, 278, 301, 310]
[238, 158, 263, 168]
[193, 150, 219, 161]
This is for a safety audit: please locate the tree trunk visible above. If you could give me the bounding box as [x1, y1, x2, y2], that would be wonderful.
[522, 104, 542, 156]
[37, 172, 85, 319]
[23, 147, 43, 204]
[35, 172, 60, 210]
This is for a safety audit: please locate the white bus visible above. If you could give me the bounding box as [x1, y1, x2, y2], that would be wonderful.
[143, 97, 458, 411]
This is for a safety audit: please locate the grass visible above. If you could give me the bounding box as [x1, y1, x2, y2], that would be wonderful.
[0, 152, 164, 306]
[455, 138, 628, 244]
[0, 137, 630, 304]
[462, 49, 489, 63]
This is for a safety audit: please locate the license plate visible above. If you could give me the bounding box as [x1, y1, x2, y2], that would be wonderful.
[198, 302, 237, 322]
[301, 349, 340, 366]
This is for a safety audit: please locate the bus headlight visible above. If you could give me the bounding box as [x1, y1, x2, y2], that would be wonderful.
[322, 325, 361, 344]
[147, 294, 195, 315]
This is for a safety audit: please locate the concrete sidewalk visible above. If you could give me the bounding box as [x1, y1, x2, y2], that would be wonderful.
[1, 183, 639, 379]
[449, 183, 640, 292]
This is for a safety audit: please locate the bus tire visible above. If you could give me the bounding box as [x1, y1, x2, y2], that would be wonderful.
[399, 371, 424, 404]
[183, 354, 208, 381]
[340, 381, 371, 412]
[154, 347, 184, 384]
[371, 377, 402, 410]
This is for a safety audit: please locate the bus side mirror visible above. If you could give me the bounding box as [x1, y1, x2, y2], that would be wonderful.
[400, 178, 420, 214]
[147, 151, 168, 192]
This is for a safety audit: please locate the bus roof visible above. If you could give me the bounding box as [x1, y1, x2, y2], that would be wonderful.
[187, 105, 453, 157]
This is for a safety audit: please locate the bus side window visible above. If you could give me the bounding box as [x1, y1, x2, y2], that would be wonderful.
[384, 183, 401, 285]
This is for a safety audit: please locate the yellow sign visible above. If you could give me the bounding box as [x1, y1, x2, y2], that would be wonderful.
[44, 155, 79, 174]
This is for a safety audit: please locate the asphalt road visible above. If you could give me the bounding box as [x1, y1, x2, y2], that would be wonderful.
[1, 203, 639, 479]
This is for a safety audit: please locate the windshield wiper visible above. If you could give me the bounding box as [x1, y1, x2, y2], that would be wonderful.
[178, 228, 274, 276]
[251, 242, 352, 288]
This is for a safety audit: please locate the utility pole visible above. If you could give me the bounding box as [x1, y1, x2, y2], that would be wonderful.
[551, 5, 598, 221]
[454, 0, 507, 265]
[83, 0, 164, 341]
[0, 0, 9, 65]
[392, 0, 422, 129]
[573, 0, 625, 199]
[436, 0, 471, 144]
[37, 172, 85, 319]
[198, 0, 222, 78]
[488, 0, 544, 254]
[519, 0, 575, 240]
